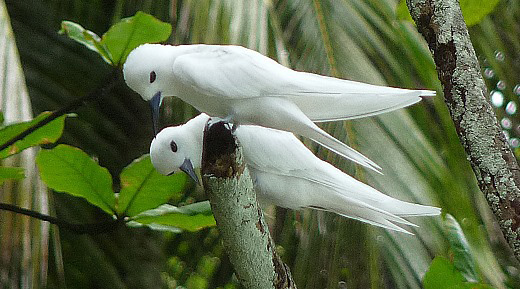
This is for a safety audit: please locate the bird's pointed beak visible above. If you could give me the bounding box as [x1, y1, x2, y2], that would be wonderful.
[180, 158, 200, 185]
[149, 92, 162, 136]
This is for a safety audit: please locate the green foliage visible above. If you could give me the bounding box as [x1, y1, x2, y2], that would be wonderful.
[0, 166, 25, 185]
[459, 0, 500, 26]
[58, 21, 112, 64]
[130, 202, 216, 232]
[102, 11, 172, 65]
[422, 215, 494, 289]
[36, 144, 116, 214]
[30, 12, 211, 234]
[397, 0, 500, 27]
[117, 154, 186, 217]
[444, 214, 478, 282]
[0, 112, 68, 159]
[36, 144, 214, 232]
[423, 257, 468, 289]
[423, 257, 493, 289]
[59, 11, 172, 66]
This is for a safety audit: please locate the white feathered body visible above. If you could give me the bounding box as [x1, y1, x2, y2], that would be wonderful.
[164, 45, 432, 122]
[235, 122, 439, 233]
[126, 44, 436, 173]
[150, 114, 440, 234]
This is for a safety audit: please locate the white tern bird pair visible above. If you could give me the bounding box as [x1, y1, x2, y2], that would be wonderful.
[123, 44, 440, 233]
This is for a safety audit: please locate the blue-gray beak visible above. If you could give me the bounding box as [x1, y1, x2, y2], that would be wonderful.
[149, 92, 162, 136]
[180, 158, 200, 185]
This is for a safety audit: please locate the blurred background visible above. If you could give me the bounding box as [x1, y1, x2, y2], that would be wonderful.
[1, 0, 519, 288]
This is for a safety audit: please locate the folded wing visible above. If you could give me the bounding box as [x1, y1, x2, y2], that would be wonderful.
[172, 45, 434, 121]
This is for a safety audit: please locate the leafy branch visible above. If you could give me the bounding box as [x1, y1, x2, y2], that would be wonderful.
[0, 202, 123, 234]
[0, 12, 214, 235]
[0, 69, 119, 153]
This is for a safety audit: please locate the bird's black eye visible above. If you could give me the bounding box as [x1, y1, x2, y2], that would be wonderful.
[150, 71, 157, 83]
[170, 140, 178, 152]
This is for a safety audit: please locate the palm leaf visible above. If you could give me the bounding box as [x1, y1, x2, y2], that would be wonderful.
[5, 0, 519, 288]
[0, 1, 52, 288]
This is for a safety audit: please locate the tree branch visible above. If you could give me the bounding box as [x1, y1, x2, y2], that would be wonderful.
[406, 0, 520, 260]
[201, 119, 296, 289]
[0, 202, 123, 234]
[0, 69, 120, 152]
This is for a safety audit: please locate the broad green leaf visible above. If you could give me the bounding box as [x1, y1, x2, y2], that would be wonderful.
[0, 167, 25, 185]
[396, 1, 414, 23]
[36, 144, 115, 214]
[101, 11, 172, 65]
[397, 0, 500, 27]
[0, 112, 68, 159]
[423, 257, 468, 289]
[126, 221, 182, 233]
[130, 202, 215, 232]
[444, 214, 478, 282]
[459, 0, 500, 26]
[59, 21, 112, 64]
[0, 111, 4, 126]
[423, 257, 493, 289]
[117, 154, 186, 217]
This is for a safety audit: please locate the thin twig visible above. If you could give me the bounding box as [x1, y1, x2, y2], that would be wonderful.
[0, 69, 120, 152]
[0, 202, 123, 234]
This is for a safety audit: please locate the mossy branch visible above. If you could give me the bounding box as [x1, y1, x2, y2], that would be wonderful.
[406, 0, 520, 260]
[201, 119, 296, 289]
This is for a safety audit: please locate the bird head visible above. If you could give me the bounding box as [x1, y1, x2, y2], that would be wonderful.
[124, 44, 175, 135]
[150, 114, 210, 184]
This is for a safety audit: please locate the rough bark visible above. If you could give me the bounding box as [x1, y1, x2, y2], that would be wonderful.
[201, 119, 296, 289]
[406, 0, 520, 260]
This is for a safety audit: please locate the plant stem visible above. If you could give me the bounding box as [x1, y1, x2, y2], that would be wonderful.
[0, 202, 123, 234]
[0, 69, 120, 152]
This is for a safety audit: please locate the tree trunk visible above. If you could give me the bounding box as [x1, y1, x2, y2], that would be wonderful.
[406, 0, 520, 260]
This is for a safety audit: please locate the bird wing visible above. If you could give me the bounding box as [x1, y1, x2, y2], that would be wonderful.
[172, 45, 434, 120]
[172, 45, 292, 100]
[236, 125, 440, 221]
[235, 125, 325, 176]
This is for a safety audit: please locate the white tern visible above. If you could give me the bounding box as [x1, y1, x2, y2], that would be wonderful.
[124, 44, 435, 173]
[150, 113, 440, 234]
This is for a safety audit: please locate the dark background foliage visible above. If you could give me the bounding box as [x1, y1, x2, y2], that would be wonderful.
[2, 0, 520, 288]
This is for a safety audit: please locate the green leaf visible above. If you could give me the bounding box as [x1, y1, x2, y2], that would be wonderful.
[0, 112, 68, 159]
[444, 214, 478, 282]
[0, 167, 25, 185]
[101, 11, 172, 66]
[117, 154, 186, 217]
[126, 221, 182, 233]
[36, 144, 115, 214]
[423, 257, 468, 289]
[130, 202, 216, 232]
[459, 0, 500, 26]
[0, 111, 4, 126]
[396, 1, 413, 23]
[59, 21, 112, 64]
[397, 0, 500, 27]
[423, 257, 494, 289]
